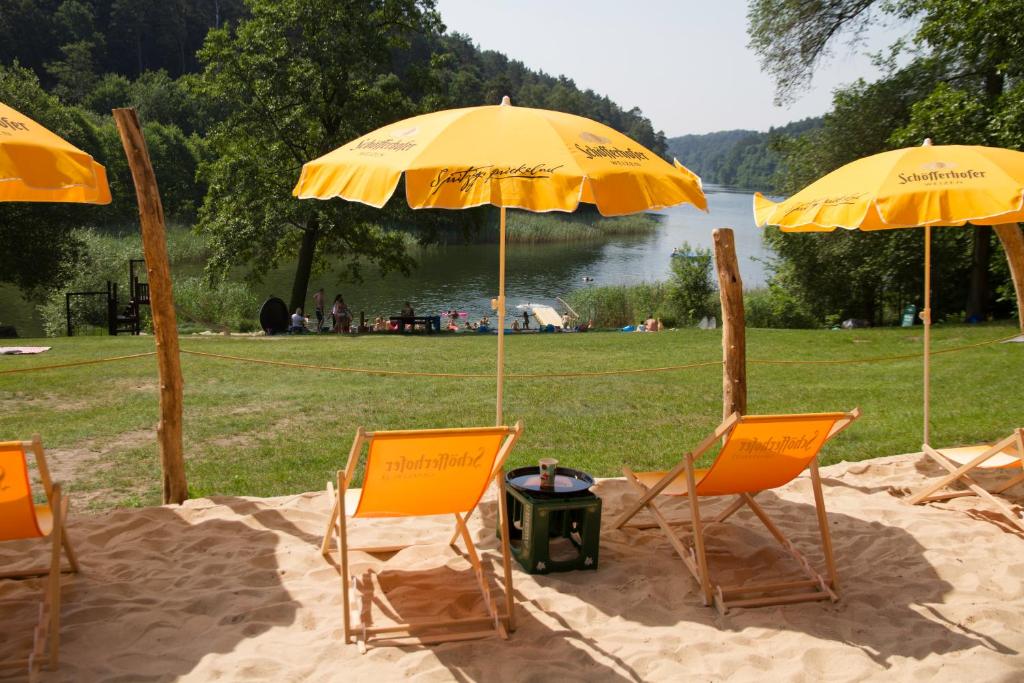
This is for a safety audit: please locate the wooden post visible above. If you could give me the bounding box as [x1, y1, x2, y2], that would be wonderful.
[112, 108, 188, 505]
[993, 223, 1024, 332]
[713, 228, 747, 420]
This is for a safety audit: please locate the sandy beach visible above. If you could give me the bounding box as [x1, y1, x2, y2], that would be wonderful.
[2, 452, 1023, 682]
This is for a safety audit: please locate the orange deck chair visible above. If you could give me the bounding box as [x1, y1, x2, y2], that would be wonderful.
[0, 436, 79, 678]
[907, 430, 1024, 532]
[613, 410, 860, 614]
[321, 422, 523, 651]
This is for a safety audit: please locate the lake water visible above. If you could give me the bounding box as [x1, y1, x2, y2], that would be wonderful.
[0, 185, 771, 337]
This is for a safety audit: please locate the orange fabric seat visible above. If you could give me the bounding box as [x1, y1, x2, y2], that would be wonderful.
[321, 422, 524, 651]
[614, 410, 861, 614]
[0, 437, 79, 678]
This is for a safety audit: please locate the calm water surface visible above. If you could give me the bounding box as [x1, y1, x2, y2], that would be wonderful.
[0, 186, 771, 337]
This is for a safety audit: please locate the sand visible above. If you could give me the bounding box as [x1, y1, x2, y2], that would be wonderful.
[2, 452, 1023, 682]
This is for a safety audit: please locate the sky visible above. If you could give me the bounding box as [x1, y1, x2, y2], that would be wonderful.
[435, 0, 914, 137]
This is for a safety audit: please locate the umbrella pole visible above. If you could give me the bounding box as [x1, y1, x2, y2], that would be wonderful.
[922, 225, 932, 445]
[496, 206, 507, 426]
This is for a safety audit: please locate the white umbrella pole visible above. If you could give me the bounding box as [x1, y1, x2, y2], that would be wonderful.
[922, 225, 932, 445]
[496, 206, 507, 426]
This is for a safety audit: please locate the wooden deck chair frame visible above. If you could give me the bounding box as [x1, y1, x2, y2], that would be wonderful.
[321, 422, 523, 651]
[907, 429, 1024, 533]
[612, 410, 860, 614]
[0, 435, 80, 680]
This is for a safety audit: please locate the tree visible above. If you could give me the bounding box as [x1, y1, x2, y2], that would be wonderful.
[195, 0, 443, 312]
[747, 0, 880, 104]
[667, 244, 716, 325]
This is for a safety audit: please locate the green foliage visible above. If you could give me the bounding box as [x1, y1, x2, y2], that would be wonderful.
[747, 0, 879, 103]
[744, 286, 819, 329]
[564, 283, 671, 329]
[0, 0, 250, 84]
[173, 276, 259, 332]
[667, 244, 716, 325]
[36, 228, 212, 336]
[423, 34, 667, 156]
[563, 245, 715, 328]
[503, 212, 659, 244]
[667, 118, 820, 191]
[194, 0, 444, 312]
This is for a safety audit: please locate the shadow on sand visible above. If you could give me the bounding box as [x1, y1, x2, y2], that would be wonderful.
[582, 479, 1016, 669]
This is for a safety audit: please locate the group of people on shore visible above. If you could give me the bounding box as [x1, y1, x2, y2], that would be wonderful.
[289, 292, 595, 335]
[290, 288, 352, 334]
[633, 314, 661, 332]
[291, 291, 425, 334]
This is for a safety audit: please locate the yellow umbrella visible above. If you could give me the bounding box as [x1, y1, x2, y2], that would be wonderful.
[0, 100, 111, 204]
[754, 140, 1024, 443]
[295, 96, 707, 423]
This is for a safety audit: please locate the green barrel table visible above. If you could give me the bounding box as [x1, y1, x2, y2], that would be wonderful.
[501, 466, 602, 574]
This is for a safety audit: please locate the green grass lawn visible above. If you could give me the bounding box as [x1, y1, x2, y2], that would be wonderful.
[1, 324, 1020, 511]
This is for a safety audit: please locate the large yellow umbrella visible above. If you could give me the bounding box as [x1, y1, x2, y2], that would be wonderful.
[0, 101, 110, 204]
[754, 140, 1024, 443]
[295, 96, 707, 423]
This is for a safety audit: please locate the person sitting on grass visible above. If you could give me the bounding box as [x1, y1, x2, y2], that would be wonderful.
[644, 314, 660, 332]
[290, 308, 308, 334]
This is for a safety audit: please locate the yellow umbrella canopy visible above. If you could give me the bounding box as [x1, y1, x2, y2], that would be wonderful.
[295, 97, 707, 423]
[753, 143, 1024, 231]
[294, 96, 707, 215]
[0, 100, 111, 204]
[754, 142, 1024, 443]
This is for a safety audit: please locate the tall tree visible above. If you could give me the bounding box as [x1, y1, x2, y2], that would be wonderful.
[196, 0, 442, 312]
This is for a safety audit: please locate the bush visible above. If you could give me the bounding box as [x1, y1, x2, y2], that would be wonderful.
[666, 243, 716, 326]
[565, 283, 669, 328]
[744, 286, 819, 329]
[173, 276, 259, 332]
[38, 227, 219, 336]
[503, 211, 660, 244]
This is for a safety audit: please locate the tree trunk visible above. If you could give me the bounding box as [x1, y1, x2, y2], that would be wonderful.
[966, 226, 992, 321]
[289, 219, 319, 313]
[112, 108, 188, 505]
[994, 223, 1024, 332]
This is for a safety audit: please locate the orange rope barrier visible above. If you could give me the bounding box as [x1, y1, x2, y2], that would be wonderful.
[0, 351, 156, 375]
[0, 333, 1013, 378]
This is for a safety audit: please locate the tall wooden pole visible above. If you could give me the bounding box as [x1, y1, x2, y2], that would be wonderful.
[113, 108, 188, 504]
[713, 228, 747, 420]
[495, 206, 507, 426]
[994, 223, 1024, 332]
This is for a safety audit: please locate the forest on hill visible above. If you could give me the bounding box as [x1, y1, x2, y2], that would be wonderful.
[666, 117, 821, 192]
[0, 0, 668, 312]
